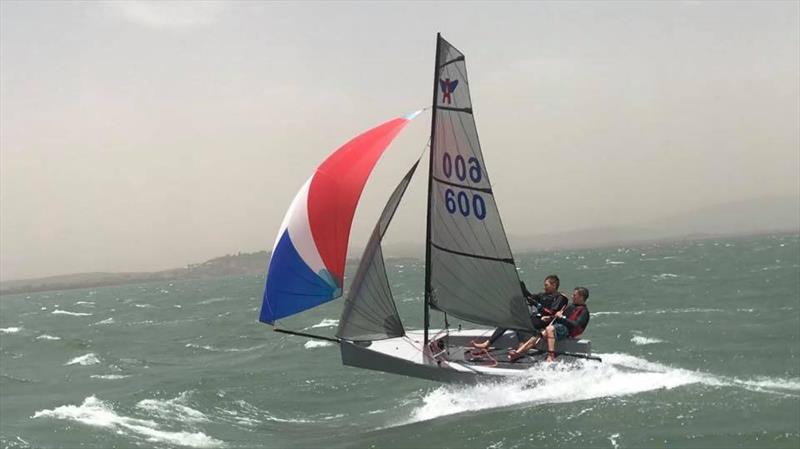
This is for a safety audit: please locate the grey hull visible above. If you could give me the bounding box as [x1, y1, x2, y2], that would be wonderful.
[341, 340, 486, 384]
[339, 329, 594, 384]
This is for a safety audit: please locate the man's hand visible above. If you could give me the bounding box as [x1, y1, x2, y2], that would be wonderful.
[555, 310, 564, 319]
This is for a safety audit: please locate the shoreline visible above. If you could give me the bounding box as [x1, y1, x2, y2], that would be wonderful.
[2, 229, 796, 297]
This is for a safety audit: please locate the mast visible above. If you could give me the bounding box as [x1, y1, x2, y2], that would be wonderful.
[424, 33, 442, 351]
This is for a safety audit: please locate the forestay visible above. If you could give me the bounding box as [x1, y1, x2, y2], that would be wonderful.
[427, 36, 532, 331]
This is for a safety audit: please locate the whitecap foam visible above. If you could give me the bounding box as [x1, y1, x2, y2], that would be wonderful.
[304, 340, 333, 349]
[92, 318, 115, 325]
[730, 377, 800, 394]
[605, 259, 625, 265]
[52, 310, 92, 317]
[134, 304, 154, 309]
[631, 335, 663, 345]
[305, 319, 339, 329]
[593, 308, 724, 317]
[36, 334, 61, 341]
[609, 433, 621, 449]
[136, 392, 209, 424]
[0, 327, 22, 334]
[32, 396, 224, 448]
[404, 353, 717, 424]
[184, 343, 267, 353]
[65, 353, 101, 366]
[90, 374, 131, 380]
[75, 301, 95, 307]
[652, 273, 679, 281]
[198, 297, 231, 305]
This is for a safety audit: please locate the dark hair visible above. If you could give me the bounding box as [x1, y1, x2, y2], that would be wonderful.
[574, 286, 589, 300]
[544, 274, 560, 288]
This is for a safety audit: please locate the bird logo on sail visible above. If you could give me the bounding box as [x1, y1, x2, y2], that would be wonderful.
[439, 78, 459, 104]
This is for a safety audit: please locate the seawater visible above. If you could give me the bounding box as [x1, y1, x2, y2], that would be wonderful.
[1, 233, 798, 448]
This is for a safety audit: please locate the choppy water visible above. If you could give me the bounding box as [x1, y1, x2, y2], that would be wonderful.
[1, 233, 799, 448]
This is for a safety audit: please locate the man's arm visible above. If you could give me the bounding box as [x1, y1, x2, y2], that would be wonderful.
[557, 308, 589, 331]
[542, 294, 568, 316]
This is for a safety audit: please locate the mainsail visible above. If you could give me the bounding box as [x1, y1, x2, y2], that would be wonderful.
[426, 35, 533, 331]
[260, 112, 421, 324]
[336, 160, 420, 341]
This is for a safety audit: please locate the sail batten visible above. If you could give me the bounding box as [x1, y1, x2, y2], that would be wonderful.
[432, 176, 493, 193]
[429, 242, 515, 264]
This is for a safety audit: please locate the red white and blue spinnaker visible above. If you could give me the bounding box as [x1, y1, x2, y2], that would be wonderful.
[260, 111, 422, 324]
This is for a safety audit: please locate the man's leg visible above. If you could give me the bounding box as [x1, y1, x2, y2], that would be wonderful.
[472, 328, 508, 349]
[514, 329, 545, 353]
[545, 325, 556, 362]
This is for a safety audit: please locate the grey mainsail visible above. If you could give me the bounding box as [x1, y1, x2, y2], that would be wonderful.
[336, 161, 420, 341]
[426, 36, 533, 332]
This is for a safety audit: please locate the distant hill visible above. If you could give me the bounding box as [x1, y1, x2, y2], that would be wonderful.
[645, 196, 799, 237]
[508, 195, 799, 252]
[0, 251, 270, 296]
[2, 196, 797, 296]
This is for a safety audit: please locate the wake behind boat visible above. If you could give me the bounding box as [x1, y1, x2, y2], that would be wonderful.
[260, 34, 597, 383]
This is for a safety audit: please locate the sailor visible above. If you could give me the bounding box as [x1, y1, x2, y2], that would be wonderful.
[471, 274, 568, 350]
[509, 286, 590, 362]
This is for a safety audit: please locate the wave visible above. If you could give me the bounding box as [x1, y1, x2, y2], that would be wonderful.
[652, 273, 680, 281]
[402, 353, 800, 424]
[404, 354, 699, 423]
[305, 319, 339, 330]
[198, 297, 233, 305]
[136, 392, 209, 424]
[304, 340, 333, 349]
[91, 318, 115, 325]
[32, 396, 224, 448]
[232, 399, 313, 424]
[630, 335, 663, 345]
[729, 377, 800, 394]
[65, 353, 101, 366]
[75, 301, 95, 307]
[593, 307, 742, 317]
[0, 327, 21, 334]
[0, 373, 34, 384]
[90, 374, 131, 380]
[184, 343, 267, 353]
[36, 334, 61, 341]
[52, 310, 92, 317]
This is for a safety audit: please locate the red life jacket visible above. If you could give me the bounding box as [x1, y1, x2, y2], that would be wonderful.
[567, 305, 586, 337]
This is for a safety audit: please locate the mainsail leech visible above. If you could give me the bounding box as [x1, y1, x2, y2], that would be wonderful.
[260, 112, 422, 324]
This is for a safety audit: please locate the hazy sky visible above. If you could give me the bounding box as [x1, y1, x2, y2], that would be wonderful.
[1, 1, 798, 280]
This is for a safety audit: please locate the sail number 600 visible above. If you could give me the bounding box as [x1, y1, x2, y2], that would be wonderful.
[442, 153, 481, 183]
[445, 189, 486, 220]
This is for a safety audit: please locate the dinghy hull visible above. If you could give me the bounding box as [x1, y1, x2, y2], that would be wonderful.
[340, 329, 593, 384]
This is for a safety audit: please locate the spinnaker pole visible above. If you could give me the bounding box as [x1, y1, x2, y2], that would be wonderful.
[424, 33, 442, 353]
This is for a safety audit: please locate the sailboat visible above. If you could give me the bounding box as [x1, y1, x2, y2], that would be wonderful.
[260, 34, 595, 383]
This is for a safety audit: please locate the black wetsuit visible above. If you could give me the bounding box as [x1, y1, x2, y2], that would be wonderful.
[527, 292, 569, 330]
[482, 291, 568, 347]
